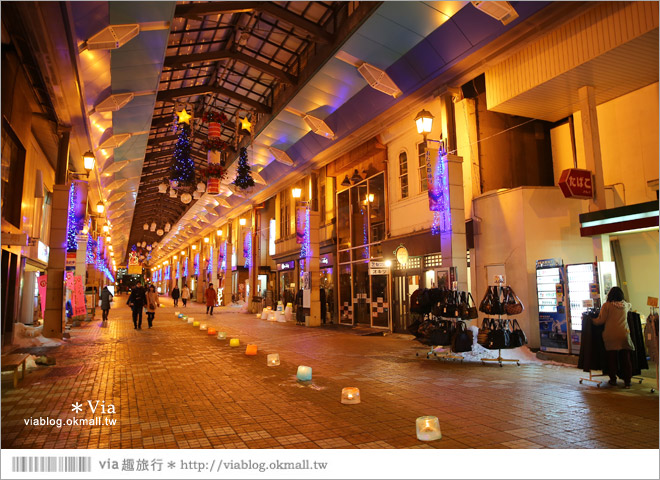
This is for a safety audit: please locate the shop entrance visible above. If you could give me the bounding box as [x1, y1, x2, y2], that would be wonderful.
[393, 273, 419, 333]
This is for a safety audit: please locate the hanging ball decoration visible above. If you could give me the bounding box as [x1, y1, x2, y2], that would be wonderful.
[157, 229, 164, 236]
[181, 193, 192, 204]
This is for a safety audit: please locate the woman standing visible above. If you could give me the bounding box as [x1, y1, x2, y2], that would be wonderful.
[593, 286, 635, 388]
[205, 283, 217, 315]
[145, 285, 159, 328]
[100, 286, 113, 322]
[171, 285, 180, 307]
[181, 284, 190, 307]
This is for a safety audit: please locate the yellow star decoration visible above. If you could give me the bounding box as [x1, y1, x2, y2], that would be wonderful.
[177, 108, 192, 125]
[240, 116, 253, 134]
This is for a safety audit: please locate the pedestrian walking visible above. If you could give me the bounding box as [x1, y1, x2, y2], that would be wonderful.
[205, 283, 217, 315]
[320, 287, 327, 324]
[593, 286, 635, 388]
[100, 286, 113, 322]
[126, 282, 147, 329]
[171, 285, 180, 306]
[146, 285, 159, 328]
[181, 284, 190, 307]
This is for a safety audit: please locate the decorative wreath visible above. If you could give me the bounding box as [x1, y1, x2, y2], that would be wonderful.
[201, 111, 228, 124]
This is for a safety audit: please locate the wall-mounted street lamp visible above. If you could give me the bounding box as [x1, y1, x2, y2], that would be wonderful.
[96, 201, 105, 214]
[239, 218, 247, 226]
[414, 109, 434, 140]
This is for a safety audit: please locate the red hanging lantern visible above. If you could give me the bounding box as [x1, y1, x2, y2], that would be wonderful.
[208, 122, 222, 139]
[207, 177, 221, 195]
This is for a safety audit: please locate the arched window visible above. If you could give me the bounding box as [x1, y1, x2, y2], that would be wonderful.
[398, 151, 409, 199]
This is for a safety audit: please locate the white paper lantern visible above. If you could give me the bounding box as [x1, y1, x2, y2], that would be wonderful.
[141, 241, 147, 248]
[143, 223, 149, 230]
[193, 191, 201, 200]
[181, 193, 192, 204]
[197, 181, 206, 193]
[164, 222, 171, 232]
[158, 182, 168, 194]
[169, 188, 177, 198]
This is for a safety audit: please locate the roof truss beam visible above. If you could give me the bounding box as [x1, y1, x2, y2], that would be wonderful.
[156, 85, 271, 114]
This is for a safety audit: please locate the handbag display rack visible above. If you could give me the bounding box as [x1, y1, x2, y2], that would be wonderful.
[409, 288, 480, 362]
[477, 283, 527, 367]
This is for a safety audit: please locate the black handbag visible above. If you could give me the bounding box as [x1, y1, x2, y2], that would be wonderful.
[509, 319, 527, 347]
[443, 291, 460, 318]
[407, 317, 422, 337]
[451, 321, 473, 353]
[479, 287, 493, 314]
[486, 318, 511, 350]
[430, 320, 454, 345]
[477, 318, 492, 346]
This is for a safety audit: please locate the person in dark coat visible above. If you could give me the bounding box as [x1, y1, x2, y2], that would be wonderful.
[100, 286, 113, 322]
[205, 283, 217, 315]
[295, 289, 304, 325]
[127, 282, 147, 329]
[171, 286, 180, 306]
[319, 287, 327, 324]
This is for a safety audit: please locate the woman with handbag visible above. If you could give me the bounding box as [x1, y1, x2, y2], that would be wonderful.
[145, 285, 159, 328]
[593, 286, 635, 388]
[181, 284, 190, 307]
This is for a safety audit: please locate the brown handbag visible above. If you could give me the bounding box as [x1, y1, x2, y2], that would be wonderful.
[504, 286, 524, 315]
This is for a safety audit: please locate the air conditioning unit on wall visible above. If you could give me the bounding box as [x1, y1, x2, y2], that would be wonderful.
[471, 1, 519, 25]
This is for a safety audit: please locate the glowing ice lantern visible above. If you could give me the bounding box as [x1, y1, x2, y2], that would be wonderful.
[175, 311, 180, 316]
[268, 313, 277, 322]
[200, 323, 207, 331]
[341, 387, 361, 404]
[229, 338, 240, 347]
[208, 328, 217, 335]
[217, 332, 227, 340]
[178, 313, 183, 318]
[415, 416, 442, 441]
[296, 366, 312, 381]
[187, 317, 193, 324]
[267, 354, 280, 366]
[192, 321, 200, 327]
[245, 344, 257, 355]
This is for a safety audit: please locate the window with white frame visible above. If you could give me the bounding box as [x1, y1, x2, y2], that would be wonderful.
[398, 151, 409, 199]
[417, 142, 428, 193]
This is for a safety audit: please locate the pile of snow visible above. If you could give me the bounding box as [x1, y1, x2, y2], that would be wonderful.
[12, 323, 63, 349]
[433, 343, 544, 364]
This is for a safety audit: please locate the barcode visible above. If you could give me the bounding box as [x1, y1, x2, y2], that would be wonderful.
[12, 456, 91, 472]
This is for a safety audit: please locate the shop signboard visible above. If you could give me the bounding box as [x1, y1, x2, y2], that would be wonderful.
[277, 261, 295, 271]
[647, 296, 659, 308]
[369, 261, 389, 276]
[66, 252, 77, 268]
[558, 168, 593, 199]
[37, 241, 50, 264]
[37, 275, 47, 319]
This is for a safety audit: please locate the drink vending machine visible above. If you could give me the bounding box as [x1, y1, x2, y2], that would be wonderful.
[536, 259, 569, 353]
[565, 261, 616, 354]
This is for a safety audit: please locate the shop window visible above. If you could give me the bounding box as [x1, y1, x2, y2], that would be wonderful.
[337, 190, 350, 250]
[417, 143, 428, 193]
[1, 121, 26, 228]
[279, 191, 290, 239]
[320, 184, 326, 224]
[424, 254, 442, 268]
[398, 151, 408, 199]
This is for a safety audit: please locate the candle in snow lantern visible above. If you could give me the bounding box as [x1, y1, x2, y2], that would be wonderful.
[229, 338, 240, 347]
[208, 328, 217, 335]
[296, 366, 312, 381]
[245, 344, 257, 355]
[341, 387, 361, 404]
[217, 332, 227, 340]
[415, 416, 441, 441]
[267, 354, 280, 366]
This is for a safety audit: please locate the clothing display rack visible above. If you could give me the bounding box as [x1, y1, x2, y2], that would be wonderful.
[578, 308, 650, 387]
[414, 314, 465, 363]
[645, 307, 658, 393]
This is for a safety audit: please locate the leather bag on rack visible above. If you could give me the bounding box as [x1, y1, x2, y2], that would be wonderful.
[509, 319, 527, 347]
[443, 291, 460, 318]
[460, 292, 479, 320]
[479, 287, 493, 314]
[477, 318, 493, 346]
[504, 286, 524, 315]
[486, 318, 511, 350]
[451, 320, 474, 353]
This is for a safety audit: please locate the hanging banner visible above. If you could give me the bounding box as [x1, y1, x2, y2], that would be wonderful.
[72, 275, 87, 317]
[425, 146, 451, 234]
[128, 250, 140, 266]
[38, 275, 48, 319]
[295, 205, 306, 244]
[243, 231, 252, 268]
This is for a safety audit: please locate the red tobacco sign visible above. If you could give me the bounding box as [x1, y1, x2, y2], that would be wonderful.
[558, 168, 593, 199]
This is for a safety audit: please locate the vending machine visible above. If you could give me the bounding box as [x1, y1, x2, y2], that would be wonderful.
[566, 261, 616, 354]
[536, 259, 569, 353]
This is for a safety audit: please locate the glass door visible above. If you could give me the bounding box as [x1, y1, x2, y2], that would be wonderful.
[370, 273, 390, 329]
[353, 261, 370, 324]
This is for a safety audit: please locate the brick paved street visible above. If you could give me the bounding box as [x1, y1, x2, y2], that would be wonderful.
[2, 297, 658, 449]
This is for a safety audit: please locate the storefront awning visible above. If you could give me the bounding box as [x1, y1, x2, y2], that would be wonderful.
[579, 201, 659, 236]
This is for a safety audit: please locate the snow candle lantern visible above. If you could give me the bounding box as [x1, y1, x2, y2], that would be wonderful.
[416, 416, 441, 441]
[217, 332, 227, 340]
[187, 317, 193, 324]
[341, 387, 361, 404]
[192, 321, 200, 327]
[267, 354, 280, 366]
[208, 328, 217, 335]
[175, 312, 180, 316]
[229, 338, 240, 347]
[200, 323, 207, 330]
[268, 313, 276, 322]
[296, 366, 312, 381]
[245, 344, 257, 355]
